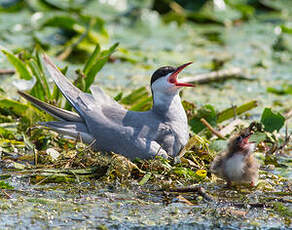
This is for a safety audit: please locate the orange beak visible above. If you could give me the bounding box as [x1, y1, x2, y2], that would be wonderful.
[168, 62, 195, 87]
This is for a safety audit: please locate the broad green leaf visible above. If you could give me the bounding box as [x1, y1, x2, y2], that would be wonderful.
[260, 108, 285, 132]
[2, 50, 32, 80]
[217, 100, 258, 123]
[129, 96, 152, 111]
[34, 46, 45, 75]
[190, 104, 216, 133]
[120, 87, 149, 105]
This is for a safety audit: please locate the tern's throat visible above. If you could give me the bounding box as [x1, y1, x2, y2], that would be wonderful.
[152, 90, 186, 120]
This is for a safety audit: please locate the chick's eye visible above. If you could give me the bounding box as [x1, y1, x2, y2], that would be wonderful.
[236, 136, 242, 143]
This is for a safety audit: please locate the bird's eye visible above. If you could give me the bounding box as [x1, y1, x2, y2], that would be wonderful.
[168, 78, 176, 84]
[236, 136, 242, 143]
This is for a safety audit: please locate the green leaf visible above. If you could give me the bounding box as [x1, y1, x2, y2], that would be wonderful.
[0, 127, 14, 139]
[172, 167, 196, 179]
[249, 132, 267, 145]
[83, 43, 100, 75]
[0, 98, 28, 116]
[217, 100, 258, 123]
[129, 96, 152, 112]
[114, 92, 123, 102]
[190, 104, 216, 133]
[100, 42, 119, 59]
[118, 87, 152, 111]
[85, 57, 107, 91]
[41, 0, 83, 11]
[2, 50, 32, 80]
[28, 58, 51, 100]
[267, 84, 292, 95]
[27, 0, 52, 11]
[41, 14, 77, 30]
[85, 43, 118, 92]
[0, 180, 13, 189]
[120, 87, 149, 105]
[281, 24, 292, 34]
[260, 108, 285, 132]
[138, 172, 152, 185]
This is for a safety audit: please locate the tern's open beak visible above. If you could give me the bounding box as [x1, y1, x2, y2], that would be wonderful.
[168, 62, 195, 87]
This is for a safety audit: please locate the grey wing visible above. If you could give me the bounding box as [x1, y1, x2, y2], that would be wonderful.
[18, 90, 82, 122]
[90, 85, 123, 108]
[43, 54, 96, 118]
[43, 54, 126, 120]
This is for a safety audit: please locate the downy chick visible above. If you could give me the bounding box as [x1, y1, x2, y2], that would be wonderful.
[210, 128, 259, 186]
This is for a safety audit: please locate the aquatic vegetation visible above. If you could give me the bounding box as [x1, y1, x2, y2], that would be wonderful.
[0, 0, 291, 229]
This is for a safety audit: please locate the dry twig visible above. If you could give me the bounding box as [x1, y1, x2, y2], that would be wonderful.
[285, 109, 292, 120]
[1, 189, 12, 199]
[0, 69, 15, 75]
[200, 118, 225, 139]
[219, 119, 243, 137]
[180, 67, 249, 84]
[160, 185, 214, 201]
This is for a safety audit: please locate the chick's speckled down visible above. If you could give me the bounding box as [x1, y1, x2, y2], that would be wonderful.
[210, 128, 259, 186]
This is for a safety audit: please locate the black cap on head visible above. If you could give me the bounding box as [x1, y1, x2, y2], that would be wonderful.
[151, 66, 175, 86]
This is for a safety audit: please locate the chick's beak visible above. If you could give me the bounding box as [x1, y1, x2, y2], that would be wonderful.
[168, 62, 195, 87]
[242, 136, 250, 145]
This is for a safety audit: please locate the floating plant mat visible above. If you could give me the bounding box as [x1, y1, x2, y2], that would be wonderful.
[0, 166, 291, 229]
[0, 0, 291, 229]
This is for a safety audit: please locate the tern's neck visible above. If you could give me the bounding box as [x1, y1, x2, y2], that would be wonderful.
[151, 90, 186, 120]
